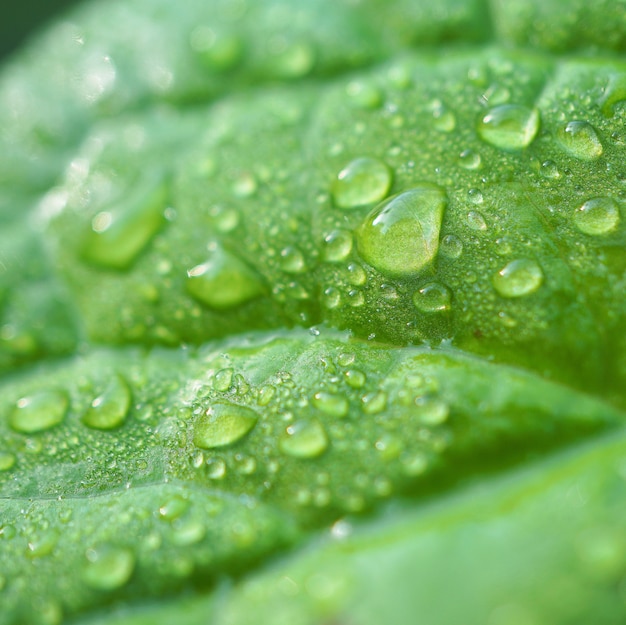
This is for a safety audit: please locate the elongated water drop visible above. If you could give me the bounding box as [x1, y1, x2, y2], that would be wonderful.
[193, 402, 258, 449]
[83, 544, 135, 591]
[478, 104, 540, 151]
[493, 259, 543, 298]
[574, 197, 620, 235]
[186, 244, 265, 309]
[9, 390, 68, 434]
[279, 419, 329, 459]
[413, 283, 451, 312]
[331, 158, 392, 209]
[356, 185, 447, 276]
[82, 174, 168, 270]
[557, 121, 603, 160]
[81, 375, 131, 430]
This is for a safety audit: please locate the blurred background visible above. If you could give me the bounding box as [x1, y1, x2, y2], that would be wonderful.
[1, 0, 81, 61]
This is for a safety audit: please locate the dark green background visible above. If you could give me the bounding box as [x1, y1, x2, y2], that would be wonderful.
[2, 0, 81, 61]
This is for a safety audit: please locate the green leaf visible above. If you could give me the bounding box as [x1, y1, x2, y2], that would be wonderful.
[1, 1, 626, 624]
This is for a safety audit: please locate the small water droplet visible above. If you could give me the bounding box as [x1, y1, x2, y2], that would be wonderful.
[9, 390, 68, 434]
[158, 496, 190, 521]
[478, 104, 540, 151]
[402, 452, 429, 476]
[279, 247, 306, 273]
[415, 397, 449, 425]
[356, 185, 447, 276]
[345, 369, 366, 389]
[413, 283, 451, 312]
[346, 289, 365, 307]
[557, 121, 603, 160]
[193, 402, 258, 449]
[573, 197, 620, 235]
[268, 41, 315, 79]
[346, 262, 367, 286]
[337, 352, 355, 367]
[26, 530, 59, 558]
[361, 391, 387, 415]
[468, 188, 484, 204]
[213, 368, 233, 392]
[171, 518, 206, 546]
[331, 157, 392, 209]
[322, 229, 353, 262]
[257, 385, 276, 406]
[540, 160, 560, 179]
[346, 80, 383, 109]
[0, 452, 16, 471]
[493, 259, 543, 298]
[83, 544, 135, 590]
[232, 172, 257, 198]
[322, 287, 341, 309]
[186, 245, 265, 309]
[81, 375, 131, 430]
[190, 27, 243, 71]
[458, 149, 482, 170]
[440, 234, 463, 259]
[82, 175, 167, 270]
[279, 419, 329, 458]
[466, 210, 487, 231]
[312, 392, 349, 418]
[205, 457, 226, 479]
[429, 100, 456, 132]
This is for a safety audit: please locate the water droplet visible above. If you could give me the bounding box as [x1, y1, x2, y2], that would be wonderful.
[186, 245, 265, 309]
[213, 368, 234, 392]
[279, 247, 306, 273]
[440, 234, 463, 259]
[9, 390, 68, 434]
[345, 369, 366, 389]
[413, 283, 451, 312]
[269, 41, 315, 79]
[458, 149, 482, 170]
[232, 172, 257, 198]
[346, 80, 383, 109]
[171, 518, 206, 546]
[322, 287, 341, 309]
[478, 104, 540, 151]
[331, 158, 392, 209]
[205, 457, 226, 479]
[540, 160, 560, 179]
[257, 385, 275, 406]
[466, 210, 487, 231]
[346, 262, 367, 286]
[158, 496, 190, 521]
[193, 402, 258, 449]
[468, 188, 484, 204]
[26, 530, 59, 558]
[493, 259, 543, 298]
[356, 185, 447, 276]
[415, 397, 449, 425]
[279, 419, 328, 458]
[429, 100, 456, 132]
[573, 197, 620, 235]
[346, 289, 364, 307]
[312, 392, 349, 418]
[83, 544, 135, 591]
[82, 175, 167, 270]
[0, 452, 16, 471]
[190, 27, 243, 71]
[81, 375, 131, 430]
[557, 121, 603, 160]
[322, 229, 353, 262]
[361, 391, 387, 415]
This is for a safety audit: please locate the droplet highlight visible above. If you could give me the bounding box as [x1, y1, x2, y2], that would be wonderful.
[557, 121, 603, 161]
[493, 259, 543, 298]
[574, 197, 620, 235]
[477, 104, 540, 151]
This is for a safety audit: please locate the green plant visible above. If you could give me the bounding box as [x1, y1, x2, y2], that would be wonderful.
[1, 1, 625, 623]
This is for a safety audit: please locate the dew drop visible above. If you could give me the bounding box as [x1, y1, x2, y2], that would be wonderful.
[190, 27, 243, 71]
[269, 41, 316, 79]
[415, 397, 449, 425]
[322, 287, 341, 309]
[205, 457, 226, 479]
[0, 452, 16, 471]
[81, 375, 131, 430]
[346, 80, 383, 109]
[345, 369, 366, 389]
[346, 262, 367, 286]
[158, 496, 190, 521]
[477, 104, 540, 151]
[493, 259, 543, 298]
[413, 283, 451, 312]
[279, 247, 306, 273]
[429, 100, 456, 132]
[573, 197, 620, 235]
[466, 210, 487, 231]
[361, 391, 387, 415]
[193, 402, 258, 449]
[540, 160, 560, 179]
[468, 188, 484, 204]
[257, 385, 276, 406]
[331, 157, 392, 209]
[26, 530, 59, 559]
[312, 392, 349, 418]
[557, 121, 603, 160]
[232, 172, 257, 198]
[213, 368, 234, 392]
[279, 419, 329, 459]
[346, 289, 364, 307]
[186, 245, 265, 309]
[356, 185, 447, 276]
[9, 390, 68, 434]
[440, 234, 463, 259]
[171, 518, 206, 546]
[458, 149, 482, 170]
[83, 544, 135, 591]
[322, 229, 353, 262]
[82, 175, 168, 270]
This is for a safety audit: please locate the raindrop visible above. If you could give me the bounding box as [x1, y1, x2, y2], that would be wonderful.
[466, 210, 487, 231]
[322, 229, 353, 262]
[158, 496, 190, 521]
[356, 185, 447, 276]
[331, 157, 392, 209]
[193, 402, 258, 449]
[413, 283, 451, 312]
[83, 544, 135, 591]
[346, 262, 367, 286]
[345, 369, 366, 389]
[81, 375, 131, 430]
[458, 149, 482, 170]
[477, 104, 540, 151]
[26, 530, 59, 559]
[322, 287, 341, 309]
[361, 391, 387, 415]
[415, 397, 449, 425]
[213, 368, 233, 392]
[429, 100, 456, 132]
[573, 197, 620, 235]
[279, 247, 306, 273]
[9, 390, 68, 434]
[493, 259, 543, 298]
[440, 234, 463, 259]
[279, 419, 329, 458]
[557, 121, 603, 160]
[312, 392, 349, 418]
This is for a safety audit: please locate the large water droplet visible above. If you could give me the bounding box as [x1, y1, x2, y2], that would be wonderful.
[356, 185, 447, 276]
[493, 259, 543, 298]
[81, 375, 131, 430]
[557, 121, 603, 160]
[9, 390, 68, 434]
[82, 174, 168, 270]
[279, 419, 328, 458]
[413, 283, 451, 312]
[331, 158, 392, 209]
[574, 197, 620, 235]
[477, 104, 540, 151]
[83, 544, 135, 590]
[186, 245, 265, 309]
[193, 402, 258, 449]
[312, 392, 349, 418]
